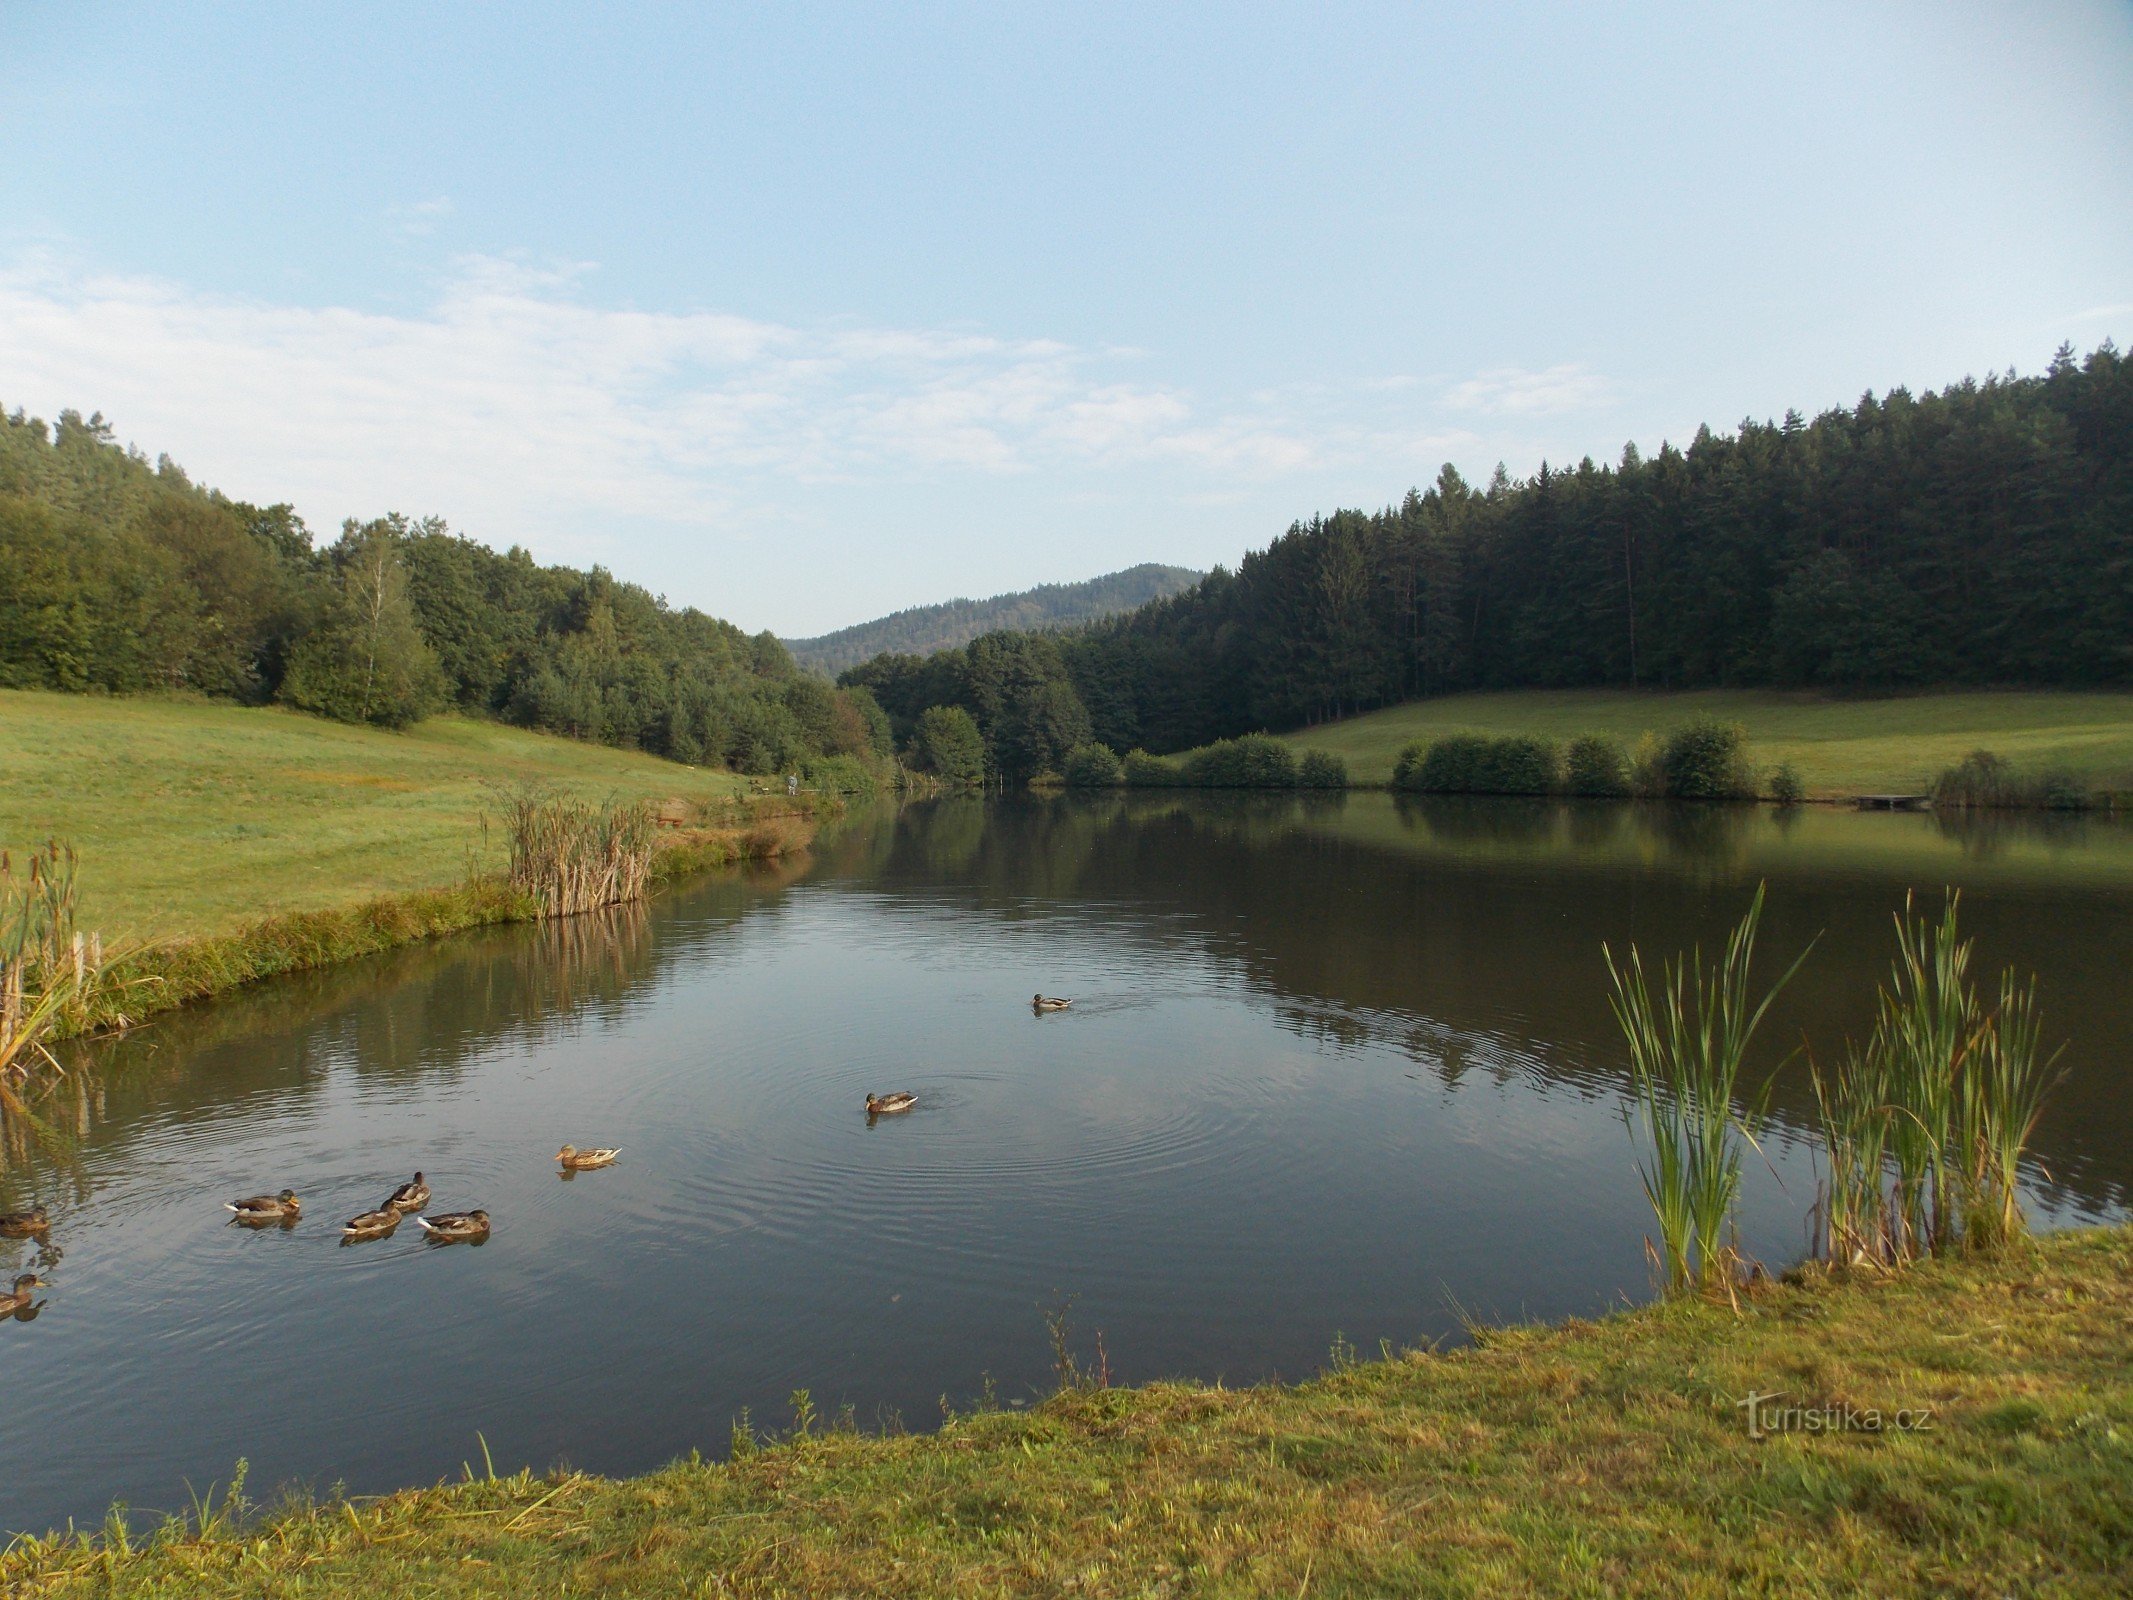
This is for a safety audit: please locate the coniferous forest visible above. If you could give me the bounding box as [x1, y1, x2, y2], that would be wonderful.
[5, 344, 2129, 786]
[0, 408, 886, 772]
[847, 345, 2133, 773]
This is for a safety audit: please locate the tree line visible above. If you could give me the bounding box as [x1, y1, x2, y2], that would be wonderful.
[848, 343, 2131, 771]
[0, 408, 887, 773]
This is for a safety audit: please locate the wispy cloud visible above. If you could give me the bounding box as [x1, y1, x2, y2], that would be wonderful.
[386, 197, 457, 240]
[1443, 362, 1611, 415]
[0, 253, 1344, 548]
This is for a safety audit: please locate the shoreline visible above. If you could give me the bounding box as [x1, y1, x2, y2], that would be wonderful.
[53, 795, 838, 1042]
[7, 1222, 2127, 1594]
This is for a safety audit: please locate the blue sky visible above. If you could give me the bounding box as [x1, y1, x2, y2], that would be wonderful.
[3, 3, 2129, 636]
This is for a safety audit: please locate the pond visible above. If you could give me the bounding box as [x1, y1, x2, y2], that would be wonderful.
[3, 793, 2129, 1536]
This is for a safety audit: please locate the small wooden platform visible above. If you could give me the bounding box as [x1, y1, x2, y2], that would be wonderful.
[1856, 794, 1931, 812]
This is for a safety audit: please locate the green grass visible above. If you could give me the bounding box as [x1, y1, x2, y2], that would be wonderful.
[0, 691, 745, 941]
[8, 1225, 2129, 1597]
[1277, 690, 2133, 796]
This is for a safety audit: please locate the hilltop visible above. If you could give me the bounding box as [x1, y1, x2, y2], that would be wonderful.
[784, 562, 1202, 675]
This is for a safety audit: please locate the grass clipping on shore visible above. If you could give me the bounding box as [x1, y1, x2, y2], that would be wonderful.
[5, 1224, 2129, 1597]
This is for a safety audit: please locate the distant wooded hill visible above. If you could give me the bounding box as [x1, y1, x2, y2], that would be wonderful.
[784, 563, 1203, 675]
[846, 343, 2133, 781]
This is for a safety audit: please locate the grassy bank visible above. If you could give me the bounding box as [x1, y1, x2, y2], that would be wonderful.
[7, 1224, 2128, 1596]
[0, 690, 751, 940]
[0, 691, 835, 1033]
[1275, 690, 2133, 797]
[53, 799, 825, 1035]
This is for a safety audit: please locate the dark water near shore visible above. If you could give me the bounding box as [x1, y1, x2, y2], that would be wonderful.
[4, 794, 2129, 1535]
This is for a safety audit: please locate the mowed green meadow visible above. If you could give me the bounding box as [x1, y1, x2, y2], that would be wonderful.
[0, 690, 742, 940]
[1277, 689, 2133, 795]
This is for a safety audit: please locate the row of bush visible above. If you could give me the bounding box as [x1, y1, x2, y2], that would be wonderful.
[1060, 734, 1348, 790]
[1931, 750, 2094, 811]
[1389, 719, 1799, 803]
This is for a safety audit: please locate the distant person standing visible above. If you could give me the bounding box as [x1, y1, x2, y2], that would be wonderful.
[787, 773, 799, 796]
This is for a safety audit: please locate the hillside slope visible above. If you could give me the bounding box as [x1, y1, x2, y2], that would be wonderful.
[785, 563, 1201, 675]
[0, 691, 744, 939]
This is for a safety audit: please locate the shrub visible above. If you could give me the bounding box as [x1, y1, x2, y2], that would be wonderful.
[1412, 734, 1490, 792]
[1406, 734, 1558, 795]
[1122, 748, 1182, 787]
[1769, 764, 1805, 807]
[799, 754, 881, 797]
[1391, 741, 1430, 789]
[1480, 736, 1561, 795]
[1628, 731, 1665, 798]
[1297, 750, 1347, 789]
[1659, 719, 1754, 801]
[1181, 734, 1297, 788]
[1932, 750, 2091, 812]
[2036, 771, 2091, 812]
[1933, 749, 2020, 809]
[1564, 735, 1630, 797]
[1062, 742, 1123, 787]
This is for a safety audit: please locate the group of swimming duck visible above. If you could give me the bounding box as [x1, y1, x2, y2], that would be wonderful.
[3, 993, 1077, 1307]
[1, 1205, 53, 1315]
[222, 1144, 623, 1244]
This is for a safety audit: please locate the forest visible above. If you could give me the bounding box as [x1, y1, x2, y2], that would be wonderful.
[0, 408, 886, 773]
[848, 343, 2133, 771]
[7, 343, 2128, 788]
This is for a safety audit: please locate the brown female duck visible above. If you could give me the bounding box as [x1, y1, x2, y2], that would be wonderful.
[415, 1209, 491, 1243]
[226, 1189, 301, 1224]
[0, 1204, 49, 1238]
[341, 1208, 402, 1241]
[382, 1173, 430, 1214]
[557, 1145, 620, 1171]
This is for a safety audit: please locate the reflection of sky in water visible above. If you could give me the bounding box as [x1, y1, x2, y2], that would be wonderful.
[0, 794, 2126, 1536]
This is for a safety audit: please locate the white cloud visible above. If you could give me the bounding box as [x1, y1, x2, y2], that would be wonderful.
[1443, 362, 1611, 415]
[388, 196, 456, 238]
[0, 253, 1337, 556]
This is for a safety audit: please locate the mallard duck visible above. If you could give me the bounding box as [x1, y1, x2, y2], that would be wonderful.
[341, 1208, 401, 1241]
[0, 1204, 49, 1237]
[226, 1189, 301, 1223]
[557, 1144, 620, 1170]
[1032, 994, 1072, 1012]
[865, 1091, 918, 1115]
[2, 1274, 46, 1315]
[415, 1209, 490, 1243]
[382, 1173, 430, 1214]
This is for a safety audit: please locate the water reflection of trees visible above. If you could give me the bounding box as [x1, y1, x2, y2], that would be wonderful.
[851, 793, 2132, 1213]
[3, 867, 811, 1205]
[1932, 808, 2097, 860]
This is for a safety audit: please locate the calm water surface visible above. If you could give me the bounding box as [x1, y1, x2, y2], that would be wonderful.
[4, 794, 2129, 1534]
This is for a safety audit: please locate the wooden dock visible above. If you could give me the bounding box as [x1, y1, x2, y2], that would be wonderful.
[1856, 794, 1932, 812]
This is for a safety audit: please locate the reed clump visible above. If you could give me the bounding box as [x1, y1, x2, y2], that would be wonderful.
[499, 790, 658, 918]
[1604, 885, 1809, 1296]
[1, 842, 121, 1116]
[1812, 892, 2063, 1268]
